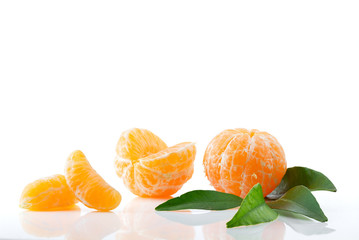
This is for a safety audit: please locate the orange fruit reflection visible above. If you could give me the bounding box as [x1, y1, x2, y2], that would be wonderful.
[116, 197, 195, 240]
[114, 128, 196, 197]
[262, 220, 286, 240]
[65, 150, 121, 211]
[19, 206, 81, 237]
[203, 220, 285, 240]
[203, 129, 287, 198]
[66, 211, 121, 240]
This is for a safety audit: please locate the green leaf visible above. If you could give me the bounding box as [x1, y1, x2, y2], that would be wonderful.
[267, 185, 328, 222]
[267, 166, 337, 199]
[226, 184, 278, 228]
[155, 190, 243, 211]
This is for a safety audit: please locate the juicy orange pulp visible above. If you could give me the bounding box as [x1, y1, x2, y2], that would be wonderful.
[19, 174, 77, 211]
[203, 128, 287, 198]
[114, 128, 196, 197]
[65, 150, 121, 211]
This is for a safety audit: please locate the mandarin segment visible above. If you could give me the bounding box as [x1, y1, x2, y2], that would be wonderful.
[139, 142, 195, 173]
[114, 128, 168, 179]
[203, 128, 286, 198]
[65, 150, 121, 211]
[116, 128, 168, 162]
[19, 174, 77, 211]
[203, 129, 248, 192]
[134, 160, 194, 197]
[114, 128, 196, 197]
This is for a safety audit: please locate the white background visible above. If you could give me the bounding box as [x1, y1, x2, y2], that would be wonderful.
[0, 1, 358, 239]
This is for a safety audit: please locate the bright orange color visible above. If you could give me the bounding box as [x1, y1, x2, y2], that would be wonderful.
[65, 150, 121, 211]
[203, 128, 287, 198]
[19, 174, 77, 211]
[114, 128, 196, 197]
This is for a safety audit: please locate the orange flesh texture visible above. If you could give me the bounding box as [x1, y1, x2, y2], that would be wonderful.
[115, 128, 168, 178]
[19, 174, 77, 211]
[114, 128, 196, 197]
[65, 150, 121, 211]
[116, 128, 168, 162]
[122, 143, 195, 197]
[203, 128, 286, 198]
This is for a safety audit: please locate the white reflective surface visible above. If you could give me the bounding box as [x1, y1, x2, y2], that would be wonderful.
[1, 194, 358, 240]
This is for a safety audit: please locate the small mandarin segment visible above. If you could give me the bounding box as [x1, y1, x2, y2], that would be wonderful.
[114, 128, 196, 197]
[114, 128, 168, 178]
[20, 174, 77, 211]
[65, 150, 121, 211]
[130, 143, 195, 197]
[116, 128, 168, 162]
[203, 128, 287, 198]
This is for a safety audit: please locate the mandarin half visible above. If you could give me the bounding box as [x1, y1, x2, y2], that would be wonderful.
[114, 128, 196, 197]
[203, 128, 287, 198]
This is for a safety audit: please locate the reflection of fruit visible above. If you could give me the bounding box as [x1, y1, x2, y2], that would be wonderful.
[262, 220, 286, 240]
[19, 207, 81, 237]
[203, 129, 287, 198]
[66, 211, 121, 240]
[19, 174, 77, 211]
[114, 128, 196, 197]
[202, 221, 233, 240]
[65, 150, 121, 211]
[203, 220, 285, 240]
[117, 197, 195, 240]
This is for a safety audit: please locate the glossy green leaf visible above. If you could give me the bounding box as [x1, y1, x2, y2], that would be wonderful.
[267, 185, 328, 222]
[267, 166, 337, 200]
[226, 184, 278, 228]
[155, 190, 242, 211]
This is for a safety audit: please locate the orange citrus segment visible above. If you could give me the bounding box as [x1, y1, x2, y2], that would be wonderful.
[114, 128, 196, 197]
[114, 128, 168, 179]
[114, 155, 131, 178]
[203, 128, 248, 192]
[204, 128, 286, 198]
[139, 142, 195, 173]
[65, 150, 121, 211]
[19, 174, 77, 211]
[116, 128, 168, 162]
[134, 164, 194, 197]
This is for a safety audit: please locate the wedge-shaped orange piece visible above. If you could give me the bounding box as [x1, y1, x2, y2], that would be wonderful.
[65, 150, 121, 211]
[20, 174, 77, 211]
[115, 128, 196, 197]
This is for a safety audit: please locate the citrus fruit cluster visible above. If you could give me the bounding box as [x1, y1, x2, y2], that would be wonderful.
[20, 128, 287, 211]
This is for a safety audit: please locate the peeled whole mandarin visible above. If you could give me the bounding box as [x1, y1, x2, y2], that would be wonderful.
[203, 128, 287, 198]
